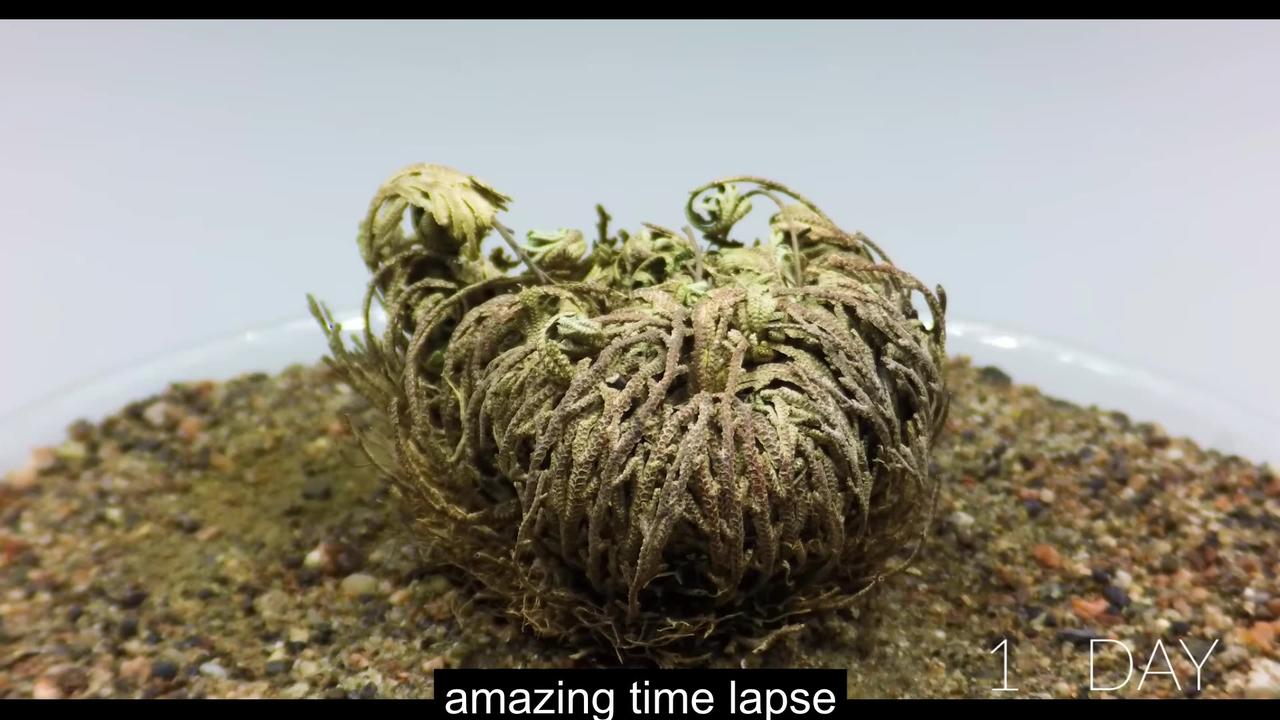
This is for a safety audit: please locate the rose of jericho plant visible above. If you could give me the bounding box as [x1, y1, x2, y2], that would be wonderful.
[309, 164, 950, 663]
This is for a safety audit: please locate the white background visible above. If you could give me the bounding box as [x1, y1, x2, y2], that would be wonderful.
[2, 21, 1278, 446]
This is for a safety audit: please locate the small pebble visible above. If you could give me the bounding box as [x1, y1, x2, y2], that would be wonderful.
[1103, 585, 1130, 609]
[948, 510, 975, 529]
[282, 681, 311, 699]
[120, 656, 151, 685]
[303, 540, 364, 577]
[118, 588, 149, 609]
[150, 659, 180, 681]
[56, 441, 87, 462]
[142, 401, 174, 428]
[5, 463, 39, 490]
[32, 675, 63, 699]
[31, 447, 58, 471]
[199, 661, 229, 680]
[1057, 628, 1102, 647]
[1072, 596, 1109, 620]
[1032, 544, 1062, 569]
[254, 589, 291, 620]
[341, 573, 379, 598]
[301, 476, 332, 501]
[1245, 658, 1280, 698]
[178, 415, 204, 442]
[195, 525, 222, 543]
[174, 514, 201, 534]
[1113, 569, 1132, 589]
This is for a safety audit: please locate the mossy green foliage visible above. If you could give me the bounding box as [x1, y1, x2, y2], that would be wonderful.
[311, 164, 950, 663]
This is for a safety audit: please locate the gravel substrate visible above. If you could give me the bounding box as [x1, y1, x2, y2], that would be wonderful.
[1, 358, 1277, 698]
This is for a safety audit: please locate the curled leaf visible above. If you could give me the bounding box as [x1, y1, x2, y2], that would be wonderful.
[686, 182, 752, 245]
[526, 228, 588, 271]
[359, 163, 512, 271]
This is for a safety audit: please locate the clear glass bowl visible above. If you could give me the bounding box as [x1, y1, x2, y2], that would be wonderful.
[1, 312, 1276, 470]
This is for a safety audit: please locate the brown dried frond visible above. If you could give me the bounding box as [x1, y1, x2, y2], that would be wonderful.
[309, 164, 949, 663]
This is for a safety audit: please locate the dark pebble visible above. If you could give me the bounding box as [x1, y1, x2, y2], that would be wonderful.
[362, 605, 387, 624]
[1130, 490, 1155, 508]
[67, 419, 96, 443]
[66, 605, 83, 623]
[325, 540, 366, 576]
[1170, 620, 1192, 635]
[978, 366, 1012, 387]
[301, 476, 333, 501]
[285, 640, 307, 654]
[359, 682, 377, 699]
[1057, 628, 1102, 647]
[1109, 452, 1129, 482]
[174, 514, 201, 534]
[312, 624, 335, 645]
[150, 659, 180, 681]
[1159, 555, 1180, 574]
[1090, 568, 1112, 584]
[1023, 499, 1044, 518]
[54, 666, 89, 694]
[118, 588, 149, 609]
[118, 613, 139, 639]
[1103, 585, 1130, 609]
[1182, 638, 1216, 663]
[1087, 475, 1108, 493]
[177, 634, 210, 650]
[264, 659, 291, 676]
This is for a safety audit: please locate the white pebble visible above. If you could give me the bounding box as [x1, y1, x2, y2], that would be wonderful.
[341, 573, 379, 597]
[1245, 658, 1280, 698]
[283, 681, 312, 699]
[303, 544, 326, 570]
[1244, 587, 1271, 604]
[1114, 569, 1133, 589]
[199, 661, 229, 680]
[948, 511, 975, 529]
[142, 401, 171, 428]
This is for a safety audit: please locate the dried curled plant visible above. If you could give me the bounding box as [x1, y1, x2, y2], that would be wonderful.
[310, 164, 950, 663]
